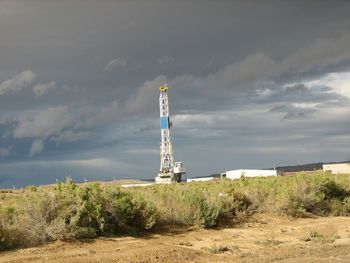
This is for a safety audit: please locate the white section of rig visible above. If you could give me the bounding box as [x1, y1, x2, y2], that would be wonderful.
[155, 84, 186, 184]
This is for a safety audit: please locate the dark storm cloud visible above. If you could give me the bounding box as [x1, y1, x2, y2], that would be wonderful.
[0, 0, 350, 188]
[270, 104, 317, 120]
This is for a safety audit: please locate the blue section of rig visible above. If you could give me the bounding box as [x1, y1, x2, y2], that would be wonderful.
[160, 117, 169, 129]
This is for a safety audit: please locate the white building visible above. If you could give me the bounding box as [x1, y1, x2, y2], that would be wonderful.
[323, 162, 350, 174]
[225, 169, 279, 180]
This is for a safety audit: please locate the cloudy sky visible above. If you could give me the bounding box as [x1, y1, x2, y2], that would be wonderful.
[0, 1, 349, 188]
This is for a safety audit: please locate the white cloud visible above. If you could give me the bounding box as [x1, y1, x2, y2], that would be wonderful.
[303, 71, 350, 98]
[102, 58, 127, 72]
[29, 139, 44, 157]
[52, 130, 93, 143]
[33, 81, 56, 97]
[14, 106, 75, 139]
[291, 102, 320, 109]
[0, 70, 36, 95]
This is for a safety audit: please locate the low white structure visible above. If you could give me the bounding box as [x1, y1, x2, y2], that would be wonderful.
[323, 162, 350, 174]
[121, 183, 155, 188]
[225, 169, 278, 180]
[187, 177, 215, 182]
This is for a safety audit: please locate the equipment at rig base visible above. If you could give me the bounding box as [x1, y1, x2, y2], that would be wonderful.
[155, 84, 186, 184]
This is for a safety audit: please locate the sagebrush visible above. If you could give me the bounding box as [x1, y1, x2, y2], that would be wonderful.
[1, 171, 350, 251]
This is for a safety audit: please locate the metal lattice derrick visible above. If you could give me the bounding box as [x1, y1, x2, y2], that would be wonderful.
[156, 84, 186, 183]
[158, 84, 174, 176]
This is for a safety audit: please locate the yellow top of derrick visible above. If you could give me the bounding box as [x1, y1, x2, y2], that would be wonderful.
[159, 84, 168, 92]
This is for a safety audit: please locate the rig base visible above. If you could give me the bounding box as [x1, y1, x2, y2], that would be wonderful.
[155, 172, 185, 184]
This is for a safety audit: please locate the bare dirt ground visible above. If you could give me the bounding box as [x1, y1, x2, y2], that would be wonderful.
[1, 214, 350, 263]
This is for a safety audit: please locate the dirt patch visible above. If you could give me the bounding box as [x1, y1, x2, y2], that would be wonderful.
[1, 214, 350, 263]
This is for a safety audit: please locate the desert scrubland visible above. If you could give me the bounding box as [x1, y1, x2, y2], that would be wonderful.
[1, 171, 350, 262]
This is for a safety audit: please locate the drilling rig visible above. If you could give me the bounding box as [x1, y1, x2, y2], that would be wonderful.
[155, 84, 186, 184]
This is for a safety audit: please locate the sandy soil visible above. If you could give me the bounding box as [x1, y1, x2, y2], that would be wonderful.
[1, 214, 350, 263]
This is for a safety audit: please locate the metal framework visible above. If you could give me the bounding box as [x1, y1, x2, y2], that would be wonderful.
[159, 84, 174, 177]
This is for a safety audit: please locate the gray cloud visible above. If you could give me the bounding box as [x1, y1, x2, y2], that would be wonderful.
[279, 33, 350, 74]
[123, 75, 167, 115]
[171, 31, 350, 93]
[109, 32, 350, 116]
[155, 56, 175, 66]
[284, 84, 308, 94]
[33, 81, 56, 97]
[83, 100, 119, 128]
[13, 106, 76, 139]
[270, 104, 317, 120]
[0, 1, 349, 188]
[83, 75, 167, 128]
[102, 58, 127, 72]
[0, 71, 36, 96]
[253, 83, 346, 105]
[29, 139, 44, 157]
[0, 147, 11, 156]
[52, 130, 93, 143]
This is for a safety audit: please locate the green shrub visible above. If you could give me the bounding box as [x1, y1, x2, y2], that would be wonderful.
[277, 175, 350, 216]
[330, 197, 350, 216]
[0, 225, 23, 251]
[139, 184, 222, 227]
[2, 206, 17, 224]
[1, 178, 160, 247]
[0, 189, 12, 194]
[221, 189, 253, 217]
[181, 189, 222, 227]
[104, 185, 158, 235]
[131, 194, 158, 231]
[25, 185, 38, 192]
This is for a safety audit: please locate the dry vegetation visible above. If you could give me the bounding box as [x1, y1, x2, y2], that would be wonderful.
[2, 214, 350, 262]
[1, 171, 350, 262]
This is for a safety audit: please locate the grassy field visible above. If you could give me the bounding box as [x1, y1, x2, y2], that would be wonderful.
[1, 171, 350, 253]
